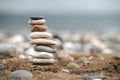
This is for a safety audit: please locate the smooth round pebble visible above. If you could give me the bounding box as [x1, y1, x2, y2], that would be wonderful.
[0, 64, 6, 70]
[29, 32, 52, 39]
[29, 19, 46, 25]
[34, 45, 56, 53]
[29, 52, 54, 59]
[29, 58, 55, 64]
[31, 39, 56, 45]
[8, 70, 33, 79]
[31, 25, 48, 32]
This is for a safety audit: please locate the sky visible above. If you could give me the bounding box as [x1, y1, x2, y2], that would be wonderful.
[0, 0, 120, 15]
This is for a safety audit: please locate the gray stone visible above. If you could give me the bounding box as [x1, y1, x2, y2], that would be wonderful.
[0, 43, 15, 56]
[0, 64, 6, 70]
[82, 74, 105, 80]
[34, 45, 56, 53]
[8, 70, 33, 80]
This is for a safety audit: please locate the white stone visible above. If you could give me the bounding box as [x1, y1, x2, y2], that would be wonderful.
[63, 42, 74, 50]
[29, 58, 55, 64]
[31, 39, 56, 45]
[29, 52, 54, 59]
[29, 32, 52, 39]
[61, 68, 70, 73]
[8, 34, 25, 44]
[19, 54, 26, 59]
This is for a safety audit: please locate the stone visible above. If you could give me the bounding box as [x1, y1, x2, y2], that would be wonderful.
[29, 52, 54, 59]
[31, 39, 56, 45]
[19, 54, 26, 59]
[34, 45, 56, 53]
[31, 25, 48, 32]
[8, 70, 33, 79]
[29, 32, 52, 39]
[0, 64, 6, 70]
[30, 16, 44, 20]
[60, 68, 70, 73]
[8, 34, 25, 44]
[29, 58, 55, 64]
[57, 53, 74, 62]
[0, 43, 15, 56]
[63, 42, 74, 50]
[67, 63, 80, 69]
[29, 19, 46, 25]
[82, 74, 105, 80]
[53, 34, 63, 49]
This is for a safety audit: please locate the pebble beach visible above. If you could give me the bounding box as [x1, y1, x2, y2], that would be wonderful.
[0, 28, 120, 80]
[0, 0, 120, 79]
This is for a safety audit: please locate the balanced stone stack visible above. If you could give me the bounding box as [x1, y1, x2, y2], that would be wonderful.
[28, 17, 56, 64]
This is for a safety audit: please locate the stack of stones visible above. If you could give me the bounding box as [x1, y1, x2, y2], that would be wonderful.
[28, 17, 56, 64]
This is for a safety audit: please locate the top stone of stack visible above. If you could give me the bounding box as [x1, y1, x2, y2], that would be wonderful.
[29, 16, 46, 25]
[29, 16, 48, 32]
[30, 16, 44, 20]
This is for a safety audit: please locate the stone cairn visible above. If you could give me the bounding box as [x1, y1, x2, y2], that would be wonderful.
[28, 17, 56, 64]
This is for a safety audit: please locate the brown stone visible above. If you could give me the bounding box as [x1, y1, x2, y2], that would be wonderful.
[31, 25, 48, 32]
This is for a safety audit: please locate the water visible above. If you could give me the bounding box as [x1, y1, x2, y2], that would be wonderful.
[0, 13, 120, 33]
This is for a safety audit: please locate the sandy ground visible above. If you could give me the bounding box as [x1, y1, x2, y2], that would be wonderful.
[0, 53, 120, 80]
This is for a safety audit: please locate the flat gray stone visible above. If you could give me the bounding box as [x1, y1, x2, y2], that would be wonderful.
[82, 74, 105, 80]
[8, 70, 33, 80]
[34, 45, 56, 53]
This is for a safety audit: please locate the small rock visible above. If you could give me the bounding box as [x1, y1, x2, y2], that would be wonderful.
[30, 16, 44, 20]
[31, 25, 48, 32]
[63, 42, 74, 50]
[8, 70, 33, 79]
[19, 54, 26, 59]
[29, 58, 55, 64]
[58, 54, 74, 62]
[67, 63, 80, 69]
[0, 43, 15, 56]
[0, 64, 6, 70]
[29, 52, 54, 59]
[25, 48, 54, 59]
[53, 34, 63, 49]
[82, 74, 105, 80]
[34, 45, 56, 53]
[31, 39, 56, 45]
[8, 34, 25, 44]
[29, 19, 46, 25]
[61, 68, 70, 73]
[29, 32, 52, 39]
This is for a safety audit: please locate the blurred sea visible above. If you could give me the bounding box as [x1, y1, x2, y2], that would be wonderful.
[0, 13, 120, 33]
